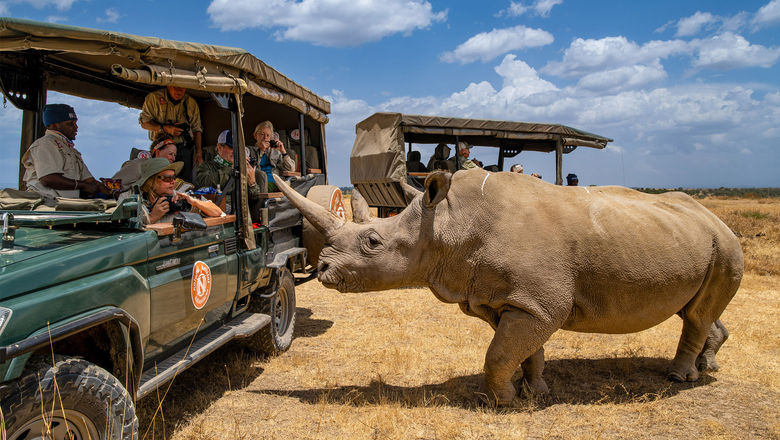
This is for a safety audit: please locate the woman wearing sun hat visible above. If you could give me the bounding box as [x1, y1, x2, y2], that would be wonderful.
[121, 157, 222, 224]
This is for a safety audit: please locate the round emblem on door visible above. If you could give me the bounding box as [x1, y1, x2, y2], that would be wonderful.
[191, 261, 212, 310]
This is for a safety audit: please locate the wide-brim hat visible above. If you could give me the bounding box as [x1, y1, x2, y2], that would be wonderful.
[138, 158, 183, 188]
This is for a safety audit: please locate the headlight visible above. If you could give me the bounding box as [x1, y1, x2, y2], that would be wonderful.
[0, 307, 11, 336]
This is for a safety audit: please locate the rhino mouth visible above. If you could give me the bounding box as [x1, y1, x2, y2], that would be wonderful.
[317, 262, 356, 292]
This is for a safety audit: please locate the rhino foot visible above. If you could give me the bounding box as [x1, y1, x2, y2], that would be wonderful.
[520, 377, 549, 395]
[695, 350, 720, 372]
[695, 319, 729, 372]
[667, 364, 700, 382]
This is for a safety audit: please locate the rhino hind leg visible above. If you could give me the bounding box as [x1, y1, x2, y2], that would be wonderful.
[695, 319, 729, 372]
[520, 347, 549, 395]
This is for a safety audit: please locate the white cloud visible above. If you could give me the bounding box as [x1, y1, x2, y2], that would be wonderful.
[752, 0, 780, 29]
[12, 0, 76, 10]
[675, 11, 717, 36]
[691, 32, 780, 69]
[543, 36, 689, 78]
[206, 0, 447, 47]
[440, 25, 553, 64]
[97, 8, 120, 24]
[502, 0, 562, 17]
[576, 61, 667, 93]
[45, 15, 66, 23]
[0, 3, 9, 15]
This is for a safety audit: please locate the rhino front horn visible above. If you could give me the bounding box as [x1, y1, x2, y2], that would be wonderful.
[273, 175, 344, 237]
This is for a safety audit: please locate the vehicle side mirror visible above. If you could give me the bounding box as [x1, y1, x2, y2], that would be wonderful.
[172, 211, 207, 242]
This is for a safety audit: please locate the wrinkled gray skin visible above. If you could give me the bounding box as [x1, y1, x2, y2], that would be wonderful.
[275, 170, 743, 405]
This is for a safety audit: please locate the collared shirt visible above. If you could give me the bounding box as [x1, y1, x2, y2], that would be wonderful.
[22, 130, 94, 199]
[139, 88, 202, 143]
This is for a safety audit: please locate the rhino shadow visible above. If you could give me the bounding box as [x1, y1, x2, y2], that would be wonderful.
[251, 356, 716, 411]
[294, 307, 334, 338]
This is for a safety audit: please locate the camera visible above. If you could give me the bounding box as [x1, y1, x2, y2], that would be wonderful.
[161, 195, 190, 213]
[248, 156, 258, 167]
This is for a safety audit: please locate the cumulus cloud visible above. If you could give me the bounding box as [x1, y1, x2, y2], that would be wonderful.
[206, 0, 447, 47]
[543, 36, 689, 78]
[440, 25, 553, 64]
[502, 0, 562, 17]
[752, 0, 780, 29]
[691, 32, 780, 69]
[576, 61, 667, 94]
[675, 11, 717, 36]
[96, 8, 119, 24]
[0, 3, 8, 15]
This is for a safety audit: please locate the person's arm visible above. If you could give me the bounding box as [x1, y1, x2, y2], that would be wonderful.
[179, 192, 223, 217]
[147, 197, 170, 224]
[39, 173, 102, 196]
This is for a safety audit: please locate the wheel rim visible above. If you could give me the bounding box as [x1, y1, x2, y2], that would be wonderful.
[274, 284, 292, 334]
[9, 409, 100, 440]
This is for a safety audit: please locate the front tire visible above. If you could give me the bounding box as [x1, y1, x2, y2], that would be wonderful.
[248, 267, 296, 355]
[1, 355, 138, 440]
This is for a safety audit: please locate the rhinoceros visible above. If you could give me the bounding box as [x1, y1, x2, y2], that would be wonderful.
[275, 169, 743, 405]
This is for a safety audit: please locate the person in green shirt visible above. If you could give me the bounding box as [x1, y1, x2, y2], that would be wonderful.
[194, 130, 260, 214]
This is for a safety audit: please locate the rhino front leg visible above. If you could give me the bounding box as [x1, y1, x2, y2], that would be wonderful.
[484, 308, 556, 406]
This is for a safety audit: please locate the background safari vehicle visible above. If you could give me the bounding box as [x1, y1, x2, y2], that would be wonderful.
[0, 18, 345, 439]
[350, 112, 612, 217]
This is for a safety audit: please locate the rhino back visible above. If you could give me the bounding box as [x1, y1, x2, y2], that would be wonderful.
[427, 170, 741, 334]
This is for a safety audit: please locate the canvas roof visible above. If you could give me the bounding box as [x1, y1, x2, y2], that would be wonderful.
[0, 17, 330, 120]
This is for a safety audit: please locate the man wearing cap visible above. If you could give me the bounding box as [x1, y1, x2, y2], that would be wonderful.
[139, 86, 203, 182]
[22, 104, 107, 199]
[449, 141, 481, 171]
[195, 130, 261, 213]
[566, 173, 579, 186]
[111, 134, 192, 192]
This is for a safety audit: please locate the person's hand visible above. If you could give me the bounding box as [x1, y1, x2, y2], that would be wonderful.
[150, 197, 170, 222]
[163, 124, 183, 136]
[273, 139, 287, 155]
[78, 180, 101, 196]
[246, 160, 257, 186]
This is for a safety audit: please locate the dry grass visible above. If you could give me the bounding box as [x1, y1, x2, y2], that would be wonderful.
[137, 196, 780, 439]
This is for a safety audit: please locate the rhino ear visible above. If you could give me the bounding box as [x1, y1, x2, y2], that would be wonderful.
[423, 171, 451, 208]
[350, 189, 372, 224]
[399, 180, 422, 204]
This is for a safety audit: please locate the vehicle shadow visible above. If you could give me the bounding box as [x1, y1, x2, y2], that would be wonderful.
[294, 307, 334, 338]
[250, 356, 716, 411]
[137, 306, 332, 438]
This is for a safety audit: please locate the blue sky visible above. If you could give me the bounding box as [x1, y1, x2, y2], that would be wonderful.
[1, 0, 779, 188]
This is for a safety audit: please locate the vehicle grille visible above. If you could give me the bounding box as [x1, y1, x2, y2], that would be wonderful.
[224, 237, 237, 254]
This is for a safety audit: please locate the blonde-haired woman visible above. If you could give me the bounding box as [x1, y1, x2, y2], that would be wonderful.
[251, 120, 295, 191]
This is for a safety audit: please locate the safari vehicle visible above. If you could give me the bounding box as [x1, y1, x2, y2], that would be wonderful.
[350, 112, 612, 216]
[0, 18, 344, 439]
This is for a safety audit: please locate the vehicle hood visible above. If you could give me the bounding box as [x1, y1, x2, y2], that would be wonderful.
[0, 227, 149, 300]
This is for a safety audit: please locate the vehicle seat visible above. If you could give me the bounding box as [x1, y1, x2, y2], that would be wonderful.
[427, 143, 455, 172]
[406, 151, 427, 172]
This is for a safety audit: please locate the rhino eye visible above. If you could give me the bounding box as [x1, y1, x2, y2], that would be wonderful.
[363, 231, 383, 251]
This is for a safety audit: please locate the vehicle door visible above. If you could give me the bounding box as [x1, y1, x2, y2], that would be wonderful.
[142, 221, 236, 361]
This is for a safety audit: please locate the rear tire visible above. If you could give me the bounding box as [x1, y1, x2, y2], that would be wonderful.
[1, 355, 138, 440]
[248, 267, 296, 355]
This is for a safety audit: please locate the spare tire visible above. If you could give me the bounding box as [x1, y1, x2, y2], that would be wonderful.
[302, 185, 346, 266]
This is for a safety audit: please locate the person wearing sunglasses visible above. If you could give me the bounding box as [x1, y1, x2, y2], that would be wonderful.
[123, 157, 221, 224]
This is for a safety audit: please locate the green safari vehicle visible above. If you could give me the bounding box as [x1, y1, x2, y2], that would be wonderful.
[0, 18, 344, 439]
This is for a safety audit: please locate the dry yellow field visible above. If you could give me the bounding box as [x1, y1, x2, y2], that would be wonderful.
[137, 196, 780, 439]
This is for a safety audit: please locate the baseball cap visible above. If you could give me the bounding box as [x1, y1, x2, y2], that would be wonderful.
[217, 130, 233, 148]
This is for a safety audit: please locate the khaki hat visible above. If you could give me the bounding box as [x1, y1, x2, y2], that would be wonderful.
[138, 158, 183, 188]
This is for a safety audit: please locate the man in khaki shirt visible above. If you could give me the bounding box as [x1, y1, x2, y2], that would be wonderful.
[22, 104, 107, 199]
[139, 86, 203, 181]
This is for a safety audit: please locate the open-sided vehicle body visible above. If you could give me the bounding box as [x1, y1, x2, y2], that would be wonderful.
[0, 17, 342, 439]
[350, 112, 612, 216]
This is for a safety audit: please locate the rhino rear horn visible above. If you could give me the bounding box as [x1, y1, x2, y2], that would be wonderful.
[350, 189, 372, 224]
[399, 180, 422, 204]
[273, 175, 344, 237]
[423, 171, 451, 208]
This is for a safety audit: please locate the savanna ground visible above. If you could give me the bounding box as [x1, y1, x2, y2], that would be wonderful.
[137, 196, 780, 439]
